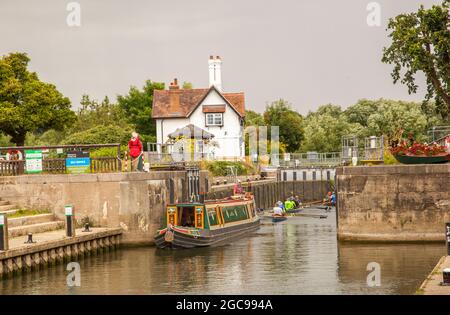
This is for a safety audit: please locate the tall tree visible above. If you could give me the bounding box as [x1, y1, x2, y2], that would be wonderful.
[117, 80, 164, 142]
[0, 52, 76, 146]
[382, 1, 450, 118]
[244, 110, 264, 127]
[302, 104, 363, 152]
[263, 99, 304, 152]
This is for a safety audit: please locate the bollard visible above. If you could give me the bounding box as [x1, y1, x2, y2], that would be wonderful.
[24, 233, 36, 244]
[0, 214, 8, 251]
[65, 205, 76, 237]
[446, 222, 450, 256]
[82, 222, 91, 233]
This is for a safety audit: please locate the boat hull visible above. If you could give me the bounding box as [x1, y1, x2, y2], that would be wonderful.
[393, 153, 450, 164]
[272, 216, 287, 223]
[154, 219, 260, 249]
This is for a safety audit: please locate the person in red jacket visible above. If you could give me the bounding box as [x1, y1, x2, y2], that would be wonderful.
[128, 132, 143, 171]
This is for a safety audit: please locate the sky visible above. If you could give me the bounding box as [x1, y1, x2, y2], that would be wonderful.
[0, 0, 442, 115]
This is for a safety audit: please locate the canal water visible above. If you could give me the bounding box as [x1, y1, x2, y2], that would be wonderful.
[0, 210, 445, 295]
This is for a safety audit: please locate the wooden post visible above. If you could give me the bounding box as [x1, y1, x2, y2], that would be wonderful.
[65, 205, 76, 237]
[117, 144, 122, 172]
[0, 214, 8, 251]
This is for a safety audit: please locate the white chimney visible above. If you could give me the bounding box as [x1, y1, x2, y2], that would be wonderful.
[208, 55, 223, 92]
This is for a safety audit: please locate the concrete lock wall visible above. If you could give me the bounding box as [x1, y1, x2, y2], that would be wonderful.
[0, 171, 209, 246]
[336, 164, 450, 242]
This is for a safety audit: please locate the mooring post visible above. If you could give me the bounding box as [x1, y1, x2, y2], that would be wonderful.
[446, 222, 450, 256]
[0, 214, 8, 251]
[65, 205, 76, 237]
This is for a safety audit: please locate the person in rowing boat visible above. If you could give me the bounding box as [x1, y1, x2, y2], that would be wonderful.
[273, 206, 284, 216]
[284, 198, 296, 211]
[294, 195, 302, 208]
[330, 192, 336, 207]
[276, 201, 285, 213]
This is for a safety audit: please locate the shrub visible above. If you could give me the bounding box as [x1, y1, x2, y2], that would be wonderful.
[202, 161, 256, 177]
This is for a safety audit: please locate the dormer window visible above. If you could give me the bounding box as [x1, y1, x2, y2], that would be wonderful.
[206, 113, 223, 126]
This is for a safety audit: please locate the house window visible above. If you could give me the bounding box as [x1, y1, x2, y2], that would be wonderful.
[206, 113, 223, 126]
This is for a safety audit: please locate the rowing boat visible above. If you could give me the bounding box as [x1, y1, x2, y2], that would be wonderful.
[272, 215, 288, 223]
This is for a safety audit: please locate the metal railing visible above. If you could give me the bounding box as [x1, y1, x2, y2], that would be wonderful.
[274, 152, 342, 167]
[0, 144, 122, 176]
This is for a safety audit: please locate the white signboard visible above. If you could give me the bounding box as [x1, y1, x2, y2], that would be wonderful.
[65, 205, 73, 216]
[0, 215, 4, 225]
[25, 150, 43, 173]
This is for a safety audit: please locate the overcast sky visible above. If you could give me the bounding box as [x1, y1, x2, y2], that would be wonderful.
[0, 0, 442, 115]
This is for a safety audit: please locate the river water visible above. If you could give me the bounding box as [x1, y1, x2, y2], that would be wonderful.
[0, 210, 445, 295]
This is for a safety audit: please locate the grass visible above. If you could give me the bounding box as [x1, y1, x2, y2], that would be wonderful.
[7, 209, 50, 218]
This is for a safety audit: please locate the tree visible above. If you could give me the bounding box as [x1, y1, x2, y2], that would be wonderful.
[263, 99, 304, 152]
[0, 52, 76, 145]
[117, 80, 164, 143]
[63, 125, 132, 145]
[73, 94, 129, 132]
[365, 100, 428, 142]
[344, 99, 380, 127]
[182, 81, 193, 89]
[244, 110, 264, 127]
[302, 104, 363, 152]
[382, 1, 450, 118]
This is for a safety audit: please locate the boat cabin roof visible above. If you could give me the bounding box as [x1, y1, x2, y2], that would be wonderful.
[167, 194, 253, 208]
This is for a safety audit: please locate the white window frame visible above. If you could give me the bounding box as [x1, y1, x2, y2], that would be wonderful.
[205, 113, 223, 126]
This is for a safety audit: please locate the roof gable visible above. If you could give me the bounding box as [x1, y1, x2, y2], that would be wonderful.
[152, 85, 245, 119]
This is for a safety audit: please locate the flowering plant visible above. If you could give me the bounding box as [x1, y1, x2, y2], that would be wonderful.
[390, 140, 447, 157]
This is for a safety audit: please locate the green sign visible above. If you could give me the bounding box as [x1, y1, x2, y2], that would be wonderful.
[25, 149, 43, 174]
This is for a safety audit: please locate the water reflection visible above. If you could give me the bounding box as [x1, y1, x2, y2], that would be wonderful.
[0, 211, 445, 295]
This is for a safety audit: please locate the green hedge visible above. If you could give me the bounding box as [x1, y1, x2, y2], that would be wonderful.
[202, 161, 256, 177]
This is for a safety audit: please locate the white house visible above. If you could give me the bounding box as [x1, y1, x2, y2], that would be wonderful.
[152, 56, 246, 159]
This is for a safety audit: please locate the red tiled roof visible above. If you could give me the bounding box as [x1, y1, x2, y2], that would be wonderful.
[152, 86, 245, 118]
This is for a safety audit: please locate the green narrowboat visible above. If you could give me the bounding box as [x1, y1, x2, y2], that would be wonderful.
[154, 193, 260, 249]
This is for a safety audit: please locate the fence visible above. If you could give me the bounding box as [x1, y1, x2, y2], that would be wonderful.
[0, 144, 121, 176]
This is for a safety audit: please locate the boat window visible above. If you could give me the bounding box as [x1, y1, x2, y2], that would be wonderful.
[207, 208, 220, 226]
[177, 206, 195, 227]
[222, 205, 248, 223]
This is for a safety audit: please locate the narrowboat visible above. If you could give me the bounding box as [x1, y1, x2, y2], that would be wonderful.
[154, 193, 260, 249]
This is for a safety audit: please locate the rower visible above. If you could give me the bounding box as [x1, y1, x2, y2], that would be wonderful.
[284, 199, 295, 211]
[330, 192, 336, 207]
[294, 195, 302, 208]
[273, 206, 283, 216]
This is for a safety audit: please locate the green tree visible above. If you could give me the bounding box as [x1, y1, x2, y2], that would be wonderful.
[382, 1, 450, 118]
[302, 104, 363, 152]
[365, 99, 428, 141]
[344, 99, 380, 127]
[182, 81, 193, 89]
[0, 52, 76, 145]
[63, 125, 133, 145]
[244, 110, 264, 127]
[263, 99, 304, 152]
[73, 94, 129, 132]
[117, 80, 164, 143]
